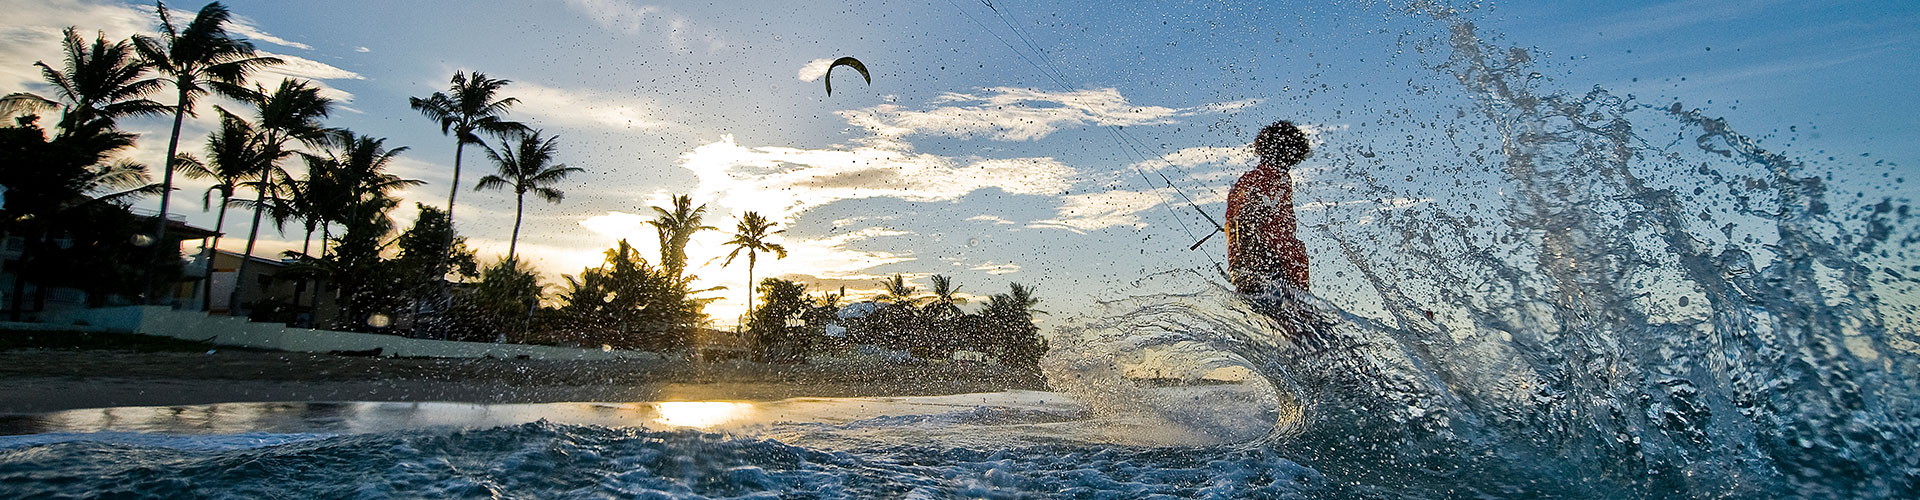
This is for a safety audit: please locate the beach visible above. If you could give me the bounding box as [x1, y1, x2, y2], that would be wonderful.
[0, 332, 1047, 414]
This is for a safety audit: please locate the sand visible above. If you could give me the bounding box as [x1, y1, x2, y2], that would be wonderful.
[0, 346, 1048, 414]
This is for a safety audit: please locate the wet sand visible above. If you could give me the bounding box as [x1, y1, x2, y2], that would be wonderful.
[0, 347, 1048, 414]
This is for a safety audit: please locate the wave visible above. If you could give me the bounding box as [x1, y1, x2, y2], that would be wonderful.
[1045, 3, 1919, 498]
[0, 421, 1328, 499]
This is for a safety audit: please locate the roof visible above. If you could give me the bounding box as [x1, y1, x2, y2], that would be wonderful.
[128, 208, 219, 239]
[161, 218, 220, 239]
[214, 249, 288, 268]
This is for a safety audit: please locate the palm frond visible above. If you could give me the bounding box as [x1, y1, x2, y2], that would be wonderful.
[474, 174, 511, 192]
[0, 92, 58, 121]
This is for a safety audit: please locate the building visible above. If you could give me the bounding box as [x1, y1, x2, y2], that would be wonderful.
[2, 212, 217, 320]
[202, 249, 338, 326]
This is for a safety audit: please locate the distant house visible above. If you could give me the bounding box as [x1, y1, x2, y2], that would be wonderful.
[950, 349, 994, 364]
[836, 301, 882, 321]
[203, 249, 337, 325]
[158, 217, 221, 308]
[2, 212, 217, 319]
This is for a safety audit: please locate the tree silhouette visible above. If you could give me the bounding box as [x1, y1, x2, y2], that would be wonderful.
[878, 274, 922, 307]
[648, 194, 715, 279]
[4, 28, 166, 131]
[132, 1, 280, 295]
[408, 71, 526, 235]
[476, 130, 578, 261]
[924, 274, 966, 320]
[2, 28, 164, 317]
[721, 212, 787, 320]
[221, 79, 333, 316]
[174, 111, 269, 310]
[284, 131, 416, 312]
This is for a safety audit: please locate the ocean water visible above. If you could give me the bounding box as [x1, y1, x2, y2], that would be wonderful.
[0, 391, 1320, 499]
[4, 2, 1916, 499]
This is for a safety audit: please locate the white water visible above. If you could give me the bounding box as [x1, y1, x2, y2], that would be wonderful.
[1038, 3, 1918, 497]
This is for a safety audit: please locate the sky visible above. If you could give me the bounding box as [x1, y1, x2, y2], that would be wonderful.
[2, 0, 1914, 327]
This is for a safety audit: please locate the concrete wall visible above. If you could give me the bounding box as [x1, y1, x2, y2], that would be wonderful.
[32, 306, 656, 362]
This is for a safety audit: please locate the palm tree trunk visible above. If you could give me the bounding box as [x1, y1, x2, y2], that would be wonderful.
[200, 196, 230, 312]
[311, 224, 327, 318]
[508, 192, 524, 261]
[430, 139, 467, 331]
[447, 140, 465, 227]
[144, 90, 192, 304]
[746, 252, 756, 321]
[292, 224, 314, 309]
[229, 191, 268, 317]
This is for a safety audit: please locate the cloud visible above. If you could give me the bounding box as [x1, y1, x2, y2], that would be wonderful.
[691, 225, 914, 322]
[511, 80, 673, 131]
[651, 87, 1255, 322]
[577, 211, 654, 241]
[1130, 145, 1256, 172]
[797, 58, 834, 82]
[1030, 189, 1167, 233]
[562, 0, 721, 51]
[756, 227, 915, 279]
[1023, 125, 1374, 233]
[0, 1, 358, 106]
[1031, 185, 1229, 233]
[1579, 0, 1789, 42]
[769, 273, 891, 299]
[254, 51, 363, 101]
[225, 16, 312, 50]
[0, 1, 152, 96]
[969, 261, 1021, 275]
[678, 135, 1076, 224]
[965, 214, 1016, 225]
[838, 87, 1258, 142]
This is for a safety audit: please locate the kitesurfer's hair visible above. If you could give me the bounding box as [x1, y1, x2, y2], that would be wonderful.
[1256, 120, 1310, 166]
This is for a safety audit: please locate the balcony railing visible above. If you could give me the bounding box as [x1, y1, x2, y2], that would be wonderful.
[128, 208, 189, 223]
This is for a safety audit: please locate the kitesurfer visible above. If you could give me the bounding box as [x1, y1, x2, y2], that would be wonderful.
[1226, 120, 1312, 296]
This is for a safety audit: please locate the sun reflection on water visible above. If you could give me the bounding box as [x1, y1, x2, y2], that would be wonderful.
[651, 402, 755, 429]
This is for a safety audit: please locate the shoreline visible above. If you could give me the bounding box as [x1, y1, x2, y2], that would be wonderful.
[0, 345, 1048, 414]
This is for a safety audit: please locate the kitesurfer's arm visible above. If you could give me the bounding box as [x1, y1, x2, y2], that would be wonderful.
[1225, 176, 1258, 293]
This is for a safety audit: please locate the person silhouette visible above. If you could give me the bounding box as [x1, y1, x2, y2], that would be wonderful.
[1226, 120, 1311, 296]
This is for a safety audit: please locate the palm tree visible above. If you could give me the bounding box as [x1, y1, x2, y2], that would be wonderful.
[721, 212, 787, 319]
[224, 78, 333, 315]
[290, 131, 415, 313]
[2, 27, 165, 317]
[476, 130, 579, 261]
[878, 274, 922, 307]
[924, 274, 966, 319]
[814, 286, 846, 309]
[175, 110, 270, 310]
[408, 71, 526, 231]
[986, 282, 1045, 317]
[648, 194, 715, 279]
[286, 166, 329, 257]
[2, 28, 167, 132]
[132, 1, 280, 280]
[312, 131, 417, 252]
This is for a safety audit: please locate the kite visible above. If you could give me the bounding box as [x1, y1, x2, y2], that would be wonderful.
[824, 56, 870, 96]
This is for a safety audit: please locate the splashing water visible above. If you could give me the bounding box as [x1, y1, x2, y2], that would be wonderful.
[1049, 4, 1918, 498]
